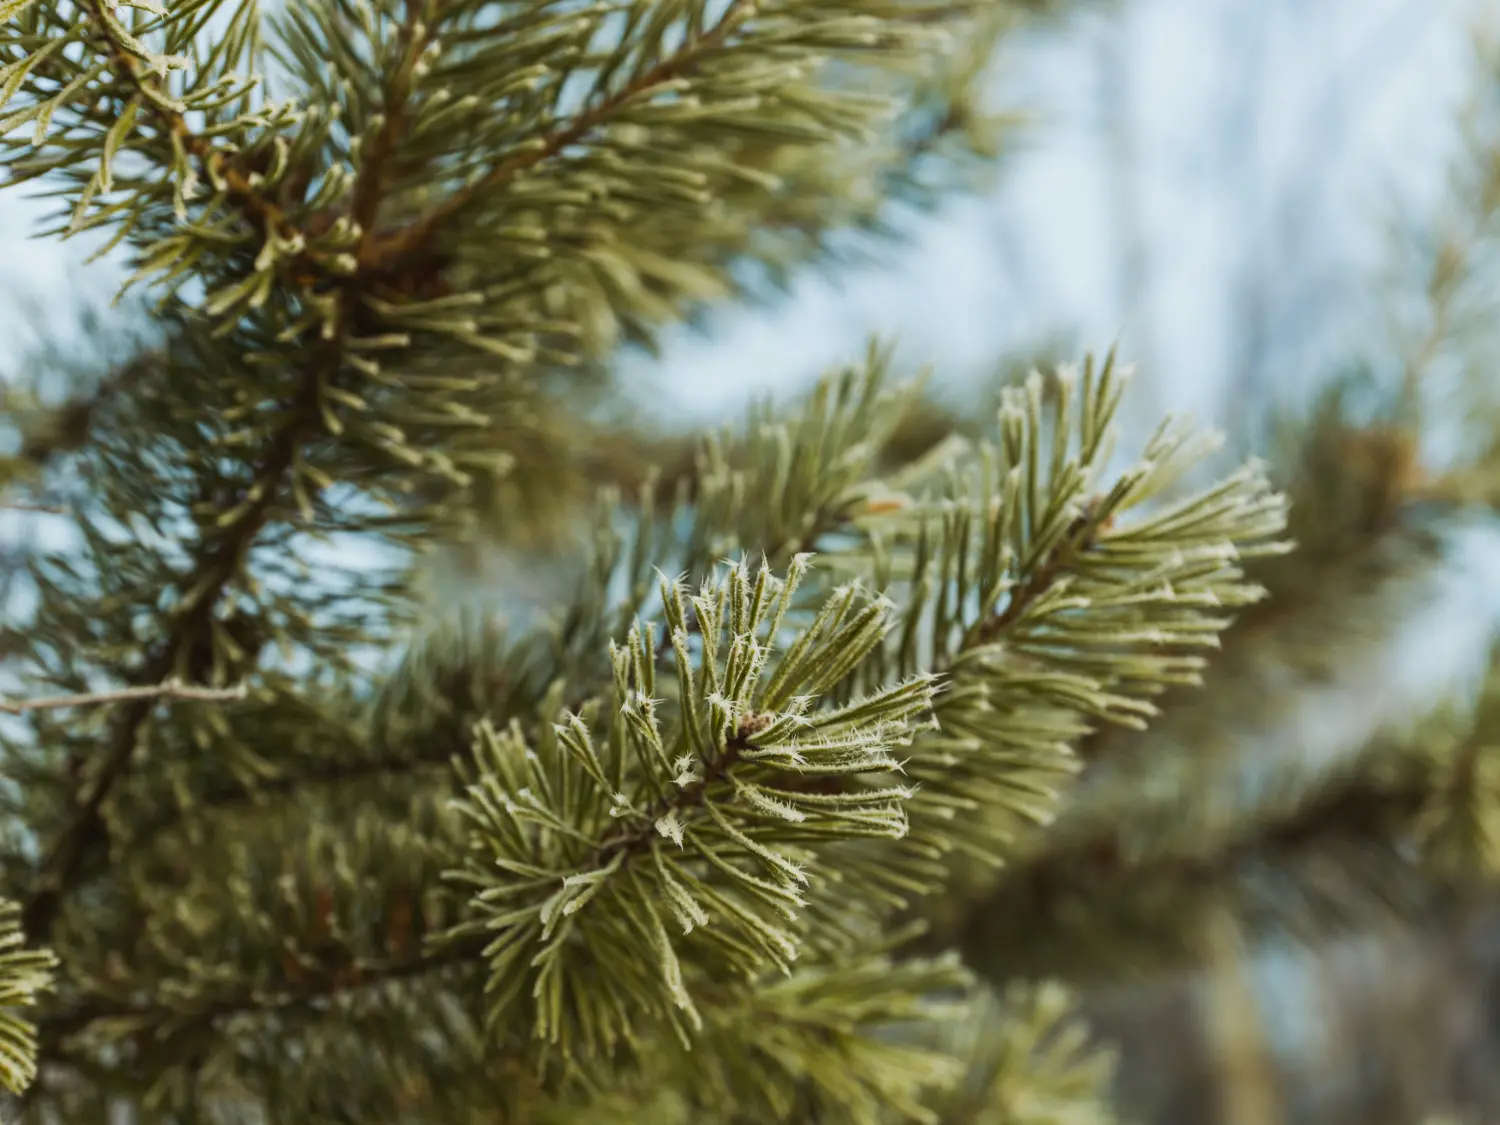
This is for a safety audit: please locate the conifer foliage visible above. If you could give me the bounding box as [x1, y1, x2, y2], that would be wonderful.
[0, 1, 1289, 1122]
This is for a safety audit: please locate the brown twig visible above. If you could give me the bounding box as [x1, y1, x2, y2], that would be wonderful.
[0, 679, 247, 716]
[0, 501, 66, 516]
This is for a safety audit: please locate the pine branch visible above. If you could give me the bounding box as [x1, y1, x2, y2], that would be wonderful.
[80, 0, 766, 293]
[368, 0, 759, 276]
[653, 522, 839, 665]
[0, 900, 55, 1096]
[68, 0, 373, 290]
[19, 0, 436, 945]
[445, 560, 937, 1059]
[128, 404, 892, 848]
[21, 416, 314, 940]
[932, 770, 1444, 976]
[962, 502, 1106, 653]
[1, 347, 158, 479]
[75, 0, 314, 269]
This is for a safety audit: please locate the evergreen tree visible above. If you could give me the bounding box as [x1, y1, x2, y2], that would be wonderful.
[0, 2, 1492, 1124]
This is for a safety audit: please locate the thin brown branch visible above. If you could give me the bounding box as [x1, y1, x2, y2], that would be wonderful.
[0, 501, 65, 516]
[0, 679, 247, 716]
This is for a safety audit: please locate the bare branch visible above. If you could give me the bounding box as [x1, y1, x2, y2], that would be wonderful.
[0, 501, 66, 516]
[0, 679, 248, 717]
